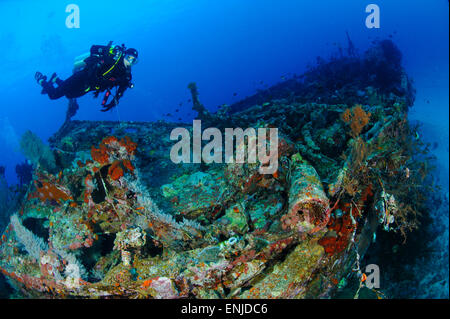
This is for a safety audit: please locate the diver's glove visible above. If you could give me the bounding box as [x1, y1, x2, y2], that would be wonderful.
[101, 97, 119, 112]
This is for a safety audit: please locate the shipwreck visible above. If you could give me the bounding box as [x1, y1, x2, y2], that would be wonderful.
[0, 40, 433, 299]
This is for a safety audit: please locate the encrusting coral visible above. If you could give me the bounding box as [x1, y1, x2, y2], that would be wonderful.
[0, 40, 437, 299]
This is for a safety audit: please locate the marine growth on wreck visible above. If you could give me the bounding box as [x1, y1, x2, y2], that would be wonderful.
[0, 40, 437, 299]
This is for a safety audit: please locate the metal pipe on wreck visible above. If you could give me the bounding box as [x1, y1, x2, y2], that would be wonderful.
[286, 161, 330, 234]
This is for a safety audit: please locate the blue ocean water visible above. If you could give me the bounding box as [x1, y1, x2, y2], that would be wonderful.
[0, 0, 447, 187]
[0, 0, 448, 298]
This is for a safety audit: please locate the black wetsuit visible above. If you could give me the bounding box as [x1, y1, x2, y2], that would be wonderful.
[42, 50, 132, 110]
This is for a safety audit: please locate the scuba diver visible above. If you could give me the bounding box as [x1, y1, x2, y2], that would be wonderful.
[35, 42, 138, 112]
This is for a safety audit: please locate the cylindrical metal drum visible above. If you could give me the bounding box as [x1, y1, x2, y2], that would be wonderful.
[286, 163, 330, 234]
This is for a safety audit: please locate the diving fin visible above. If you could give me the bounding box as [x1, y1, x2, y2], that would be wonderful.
[49, 73, 63, 86]
[35, 71, 47, 85]
[35, 72, 49, 94]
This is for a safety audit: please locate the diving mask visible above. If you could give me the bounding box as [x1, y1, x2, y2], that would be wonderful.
[125, 54, 138, 66]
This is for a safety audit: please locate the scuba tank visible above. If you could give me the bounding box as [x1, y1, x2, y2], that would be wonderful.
[72, 41, 125, 73]
[73, 52, 90, 73]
